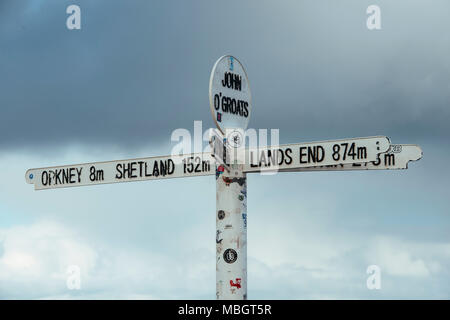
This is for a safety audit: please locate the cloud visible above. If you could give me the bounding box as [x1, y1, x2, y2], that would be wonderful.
[365, 236, 442, 277]
[2, 219, 449, 299]
[0, 220, 97, 298]
[0, 220, 217, 299]
[247, 235, 450, 299]
[0, 0, 449, 153]
[0, 144, 449, 299]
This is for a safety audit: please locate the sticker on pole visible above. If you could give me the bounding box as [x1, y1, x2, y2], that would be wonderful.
[209, 55, 251, 134]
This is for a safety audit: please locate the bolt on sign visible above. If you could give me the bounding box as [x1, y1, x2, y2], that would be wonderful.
[25, 55, 423, 300]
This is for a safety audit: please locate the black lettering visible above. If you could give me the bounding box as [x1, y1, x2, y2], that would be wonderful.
[145, 162, 152, 177]
[76, 167, 82, 183]
[307, 146, 316, 163]
[385, 154, 395, 166]
[221, 72, 242, 91]
[267, 150, 276, 167]
[307, 146, 324, 163]
[299, 147, 307, 164]
[160, 160, 167, 176]
[214, 94, 220, 110]
[115, 164, 123, 179]
[130, 162, 137, 178]
[62, 169, 69, 184]
[167, 159, 175, 174]
[138, 161, 145, 177]
[332, 144, 340, 161]
[54, 169, 62, 185]
[221, 96, 227, 112]
[123, 163, 131, 178]
[372, 156, 381, 166]
[277, 149, 285, 165]
[42, 171, 48, 186]
[234, 74, 242, 91]
[222, 73, 226, 87]
[259, 151, 267, 167]
[243, 102, 249, 117]
[231, 98, 237, 115]
[316, 146, 325, 162]
[284, 148, 293, 165]
[69, 168, 76, 183]
[153, 161, 159, 177]
[226, 97, 232, 113]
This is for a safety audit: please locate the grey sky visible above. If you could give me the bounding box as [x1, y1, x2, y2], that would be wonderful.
[1, 0, 449, 152]
[0, 0, 449, 299]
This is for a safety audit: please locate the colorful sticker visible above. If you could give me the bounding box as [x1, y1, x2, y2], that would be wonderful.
[216, 230, 223, 244]
[230, 278, 241, 289]
[242, 213, 247, 229]
[222, 176, 246, 186]
[223, 176, 232, 186]
[223, 249, 238, 264]
[216, 165, 225, 179]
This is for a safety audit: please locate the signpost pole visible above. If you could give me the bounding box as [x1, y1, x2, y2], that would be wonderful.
[216, 143, 247, 300]
[210, 55, 251, 300]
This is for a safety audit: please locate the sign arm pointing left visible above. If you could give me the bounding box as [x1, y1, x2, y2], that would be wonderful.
[25, 153, 215, 190]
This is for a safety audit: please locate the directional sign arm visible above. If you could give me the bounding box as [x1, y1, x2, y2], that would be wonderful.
[27, 136, 415, 190]
[242, 136, 391, 173]
[25, 153, 215, 190]
[276, 144, 422, 173]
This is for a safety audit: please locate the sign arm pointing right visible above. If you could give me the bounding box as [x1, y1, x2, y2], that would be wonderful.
[274, 144, 423, 173]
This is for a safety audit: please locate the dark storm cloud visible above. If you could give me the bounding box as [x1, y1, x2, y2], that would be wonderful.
[0, 0, 449, 152]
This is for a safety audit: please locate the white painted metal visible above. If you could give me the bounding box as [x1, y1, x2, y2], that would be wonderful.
[216, 148, 247, 300]
[242, 136, 391, 173]
[25, 153, 215, 190]
[279, 144, 423, 172]
[210, 130, 232, 172]
[25, 136, 393, 190]
[209, 55, 251, 135]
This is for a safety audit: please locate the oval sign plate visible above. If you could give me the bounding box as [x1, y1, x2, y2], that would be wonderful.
[209, 55, 251, 134]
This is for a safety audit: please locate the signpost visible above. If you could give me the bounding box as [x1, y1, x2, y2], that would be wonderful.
[209, 55, 251, 300]
[25, 55, 423, 300]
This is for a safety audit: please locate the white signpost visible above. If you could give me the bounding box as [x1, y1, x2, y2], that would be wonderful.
[25, 55, 423, 300]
